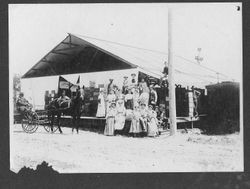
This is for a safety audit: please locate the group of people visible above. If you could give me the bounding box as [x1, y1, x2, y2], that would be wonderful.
[97, 75, 166, 137]
[16, 73, 168, 137]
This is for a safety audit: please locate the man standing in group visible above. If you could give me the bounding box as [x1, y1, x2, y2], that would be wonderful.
[192, 87, 201, 117]
[107, 79, 114, 94]
[149, 85, 158, 109]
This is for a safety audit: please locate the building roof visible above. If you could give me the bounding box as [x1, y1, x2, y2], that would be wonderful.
[22, 33, 226, 87]
[22, 34, 141, 78]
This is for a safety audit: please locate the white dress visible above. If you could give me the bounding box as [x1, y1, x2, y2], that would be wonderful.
[114, 105, 126, 130]
[96, 94, 106, 117]
[133, 93, 140, 109]
[139, 92, 149, 106]
[147, 110, 159, 137]
[106, 94, 116, 113]
[129, 110, 142, 133]
[104, 108, 116, 136]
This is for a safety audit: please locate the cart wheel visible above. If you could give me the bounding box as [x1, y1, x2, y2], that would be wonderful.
[44, 116, 59, 133]
[21, 112, 39, 134]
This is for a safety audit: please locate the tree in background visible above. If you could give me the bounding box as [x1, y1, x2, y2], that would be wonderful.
[13, 74, 21, 111]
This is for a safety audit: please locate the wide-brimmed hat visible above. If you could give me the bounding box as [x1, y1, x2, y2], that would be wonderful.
[131, 73, 136, 77]
[111, 101, 116, 105]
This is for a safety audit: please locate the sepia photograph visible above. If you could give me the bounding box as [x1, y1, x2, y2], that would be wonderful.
[9, 3, 243, 173]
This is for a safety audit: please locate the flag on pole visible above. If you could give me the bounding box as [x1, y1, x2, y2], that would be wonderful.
[76, 75, 80, 86]
[58, 76, 73, 97]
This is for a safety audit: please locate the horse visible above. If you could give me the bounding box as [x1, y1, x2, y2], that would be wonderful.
[46, 94, 83, 134]
[71, 90, 83, 133]
[46, 98, 67, 133]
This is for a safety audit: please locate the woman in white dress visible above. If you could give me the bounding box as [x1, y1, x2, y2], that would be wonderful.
[114, 99, 126, 132]
[129, 105, 142, 137]
[106, 89, 116, 114]
[138, 87, 150, 107]
[96, 89, 106, 118]
[132, 87, 140, 109]
[104, 101, 117, 136]
[147, 105, 159, 137]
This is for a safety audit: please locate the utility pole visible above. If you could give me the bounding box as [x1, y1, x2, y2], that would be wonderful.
[168, 9, 177, 136]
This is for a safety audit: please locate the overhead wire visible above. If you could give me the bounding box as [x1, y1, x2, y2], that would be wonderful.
[102, 41, 162, 77]
[73, 33, 234, 81]
[103, 40, 215, 83]
[175, 69, 214, 84]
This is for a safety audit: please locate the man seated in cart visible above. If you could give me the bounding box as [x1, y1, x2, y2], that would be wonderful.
[16, 92, 36, 119]
[57, 90, 71, 108]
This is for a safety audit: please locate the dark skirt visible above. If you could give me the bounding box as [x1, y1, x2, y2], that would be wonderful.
[125, 99, 133, 110]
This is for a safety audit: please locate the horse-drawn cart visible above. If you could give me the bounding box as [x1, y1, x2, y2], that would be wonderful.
[19, 108, 59, 134]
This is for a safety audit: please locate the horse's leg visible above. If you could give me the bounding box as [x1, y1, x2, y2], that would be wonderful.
[72, 110, 76, 133]
[76, 107, 81, 134]
[57, 112, 63, 134]
[50, 112, 54, 132]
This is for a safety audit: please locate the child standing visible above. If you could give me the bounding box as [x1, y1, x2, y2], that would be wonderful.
[114, 99, 126, 132]
[147, 105, 159, 137]
[129, 105, 142, 137]
[104, 101, 117, 136]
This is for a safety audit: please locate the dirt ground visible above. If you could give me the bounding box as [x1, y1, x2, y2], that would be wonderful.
[10, 124, 243, 173]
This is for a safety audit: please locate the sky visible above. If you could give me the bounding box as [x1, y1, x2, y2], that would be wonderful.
[9, 3, 242, 83]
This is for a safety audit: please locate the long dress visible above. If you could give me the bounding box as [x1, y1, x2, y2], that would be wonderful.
[139, 92, 149, 106]
[114, 105, 126, 130]
[104, 108, 116, 136]
[125, 93, 133, 109]
[106, 94, 116, 113]
[133, 92, 140, 109]
[149, 90, 158, 107]
[139, 81, 148, 94]
[129, 110, 142, 133]
[122, 79, 129, 93]
[147, 110, 159, 137]
[139, 108, 148, 132]
[96, 93, 106, 117]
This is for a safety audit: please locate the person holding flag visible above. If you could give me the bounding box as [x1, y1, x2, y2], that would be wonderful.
[57, 90, 70, 108]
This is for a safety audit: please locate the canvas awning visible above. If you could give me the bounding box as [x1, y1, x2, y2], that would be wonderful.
[22, 34, 140, 78]
[22, 33, 224, 87]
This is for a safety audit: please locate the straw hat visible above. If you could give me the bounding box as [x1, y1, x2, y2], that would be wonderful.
[111, 101, 116, 105]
